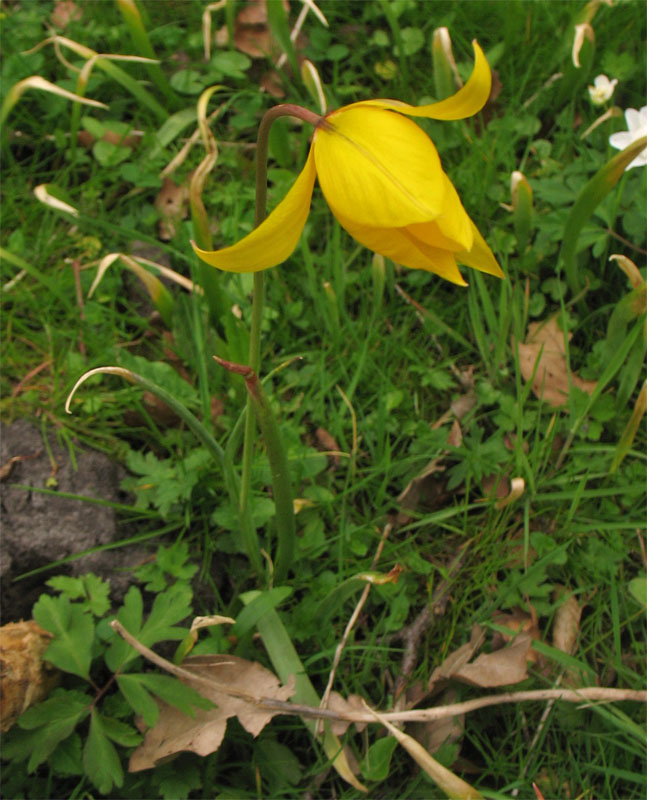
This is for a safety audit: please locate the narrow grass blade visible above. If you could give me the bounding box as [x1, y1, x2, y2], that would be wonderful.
[266, 0, 299, 75]
[0, 248, 71, 306]
[560, 136, 647, 295]
[65, 367, 225, 469]
[116, 0, 178, 107]
[611, 380, 647, 473]
[89, 254, 175, 327]
[241, 593, 367, 792]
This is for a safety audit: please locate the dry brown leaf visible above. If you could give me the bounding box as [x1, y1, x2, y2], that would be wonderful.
[0, 621, 59, 732]
[259, 70, 286, 98]
[408, 688, 464, 755]
[232, 0, 289, 59]
[425, 625, 486, 697]
[51, 0, 82, 29]
[552, 590, 582, 656]
[314, 426, 341, 468]
[517, 317, 597, 407]
[492, 608, 541, 664]
[327, 692, 367, 735]
[454, 635, 532, 687]
[154, 177, 189, 241]
[447, 418, 463, 447]
[129, 654, 295, 771]
[396, 456, 447, 525]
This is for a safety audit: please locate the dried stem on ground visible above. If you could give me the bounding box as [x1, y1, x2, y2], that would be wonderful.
[111, 619, 646, 725]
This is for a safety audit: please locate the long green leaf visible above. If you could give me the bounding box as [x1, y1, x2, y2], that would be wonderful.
[560, 136, 647, 294]
[215, 358, 295, 583]
[241, 593, 367, 792]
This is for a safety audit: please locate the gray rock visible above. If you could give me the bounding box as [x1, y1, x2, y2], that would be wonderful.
[1, 420, 136, 620]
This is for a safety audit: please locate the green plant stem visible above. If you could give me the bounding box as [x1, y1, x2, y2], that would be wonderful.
[237, 104, 322, 582]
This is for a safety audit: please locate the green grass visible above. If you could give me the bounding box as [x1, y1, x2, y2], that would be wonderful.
[1, 0, 645, 798]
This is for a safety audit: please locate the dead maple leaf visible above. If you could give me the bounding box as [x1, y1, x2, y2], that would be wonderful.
[517, 316, 597, 407]
[129, 654, 295, 771]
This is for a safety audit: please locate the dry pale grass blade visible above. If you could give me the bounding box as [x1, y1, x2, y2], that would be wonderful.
[301, 59, 327, 113]
[1, 75, 107, 125]
[88, 253, 200, 298]
[202, 1, 227, 60]
[77, 53, 157, 92]
[33, 184, 79, 217]
[517, 316, 597, 407]
[190, 86, 226, 247]
[495, 476, 525, 509]
[160, 107, 224, 178]
[581, 106, 622, 139]
[364, 702, 483, 800]
[65, 367, 135, 414]
[571, 22, 594, 68]
[610, 254, 645, 290]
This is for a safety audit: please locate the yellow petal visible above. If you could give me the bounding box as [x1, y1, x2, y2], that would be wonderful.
[192, 148, 317, 272]
[349, 41, 491, 121]
[407, 174, 473, 252]
[331, 210, 468, 285]
[456, 221, 504, 278]
[314, 106, 445, 228]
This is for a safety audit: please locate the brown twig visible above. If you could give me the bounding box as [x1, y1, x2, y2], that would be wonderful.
[110, 622, 646, 728]
[391, 541, 471, 698]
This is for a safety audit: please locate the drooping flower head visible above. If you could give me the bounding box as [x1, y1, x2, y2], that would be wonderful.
[193, 41, 504, 286]
[588, 74, 618, 105]
[609, 107, 647, 170]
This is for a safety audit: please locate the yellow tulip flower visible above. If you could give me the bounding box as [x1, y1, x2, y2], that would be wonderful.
[193, 41, 503, 286]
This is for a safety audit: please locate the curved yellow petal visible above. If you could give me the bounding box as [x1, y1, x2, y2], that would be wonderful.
[314, 106, 445, 228]
[456, 221, 504, 278]
[408, 174, 473, 252]
[331, 210, 468, 285]
[347, 41, 491, 121]
[192, 148, 317, 272]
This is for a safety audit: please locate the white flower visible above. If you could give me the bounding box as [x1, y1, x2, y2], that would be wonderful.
[588, 74, 617, 105]
[609, 107, 647, 169]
